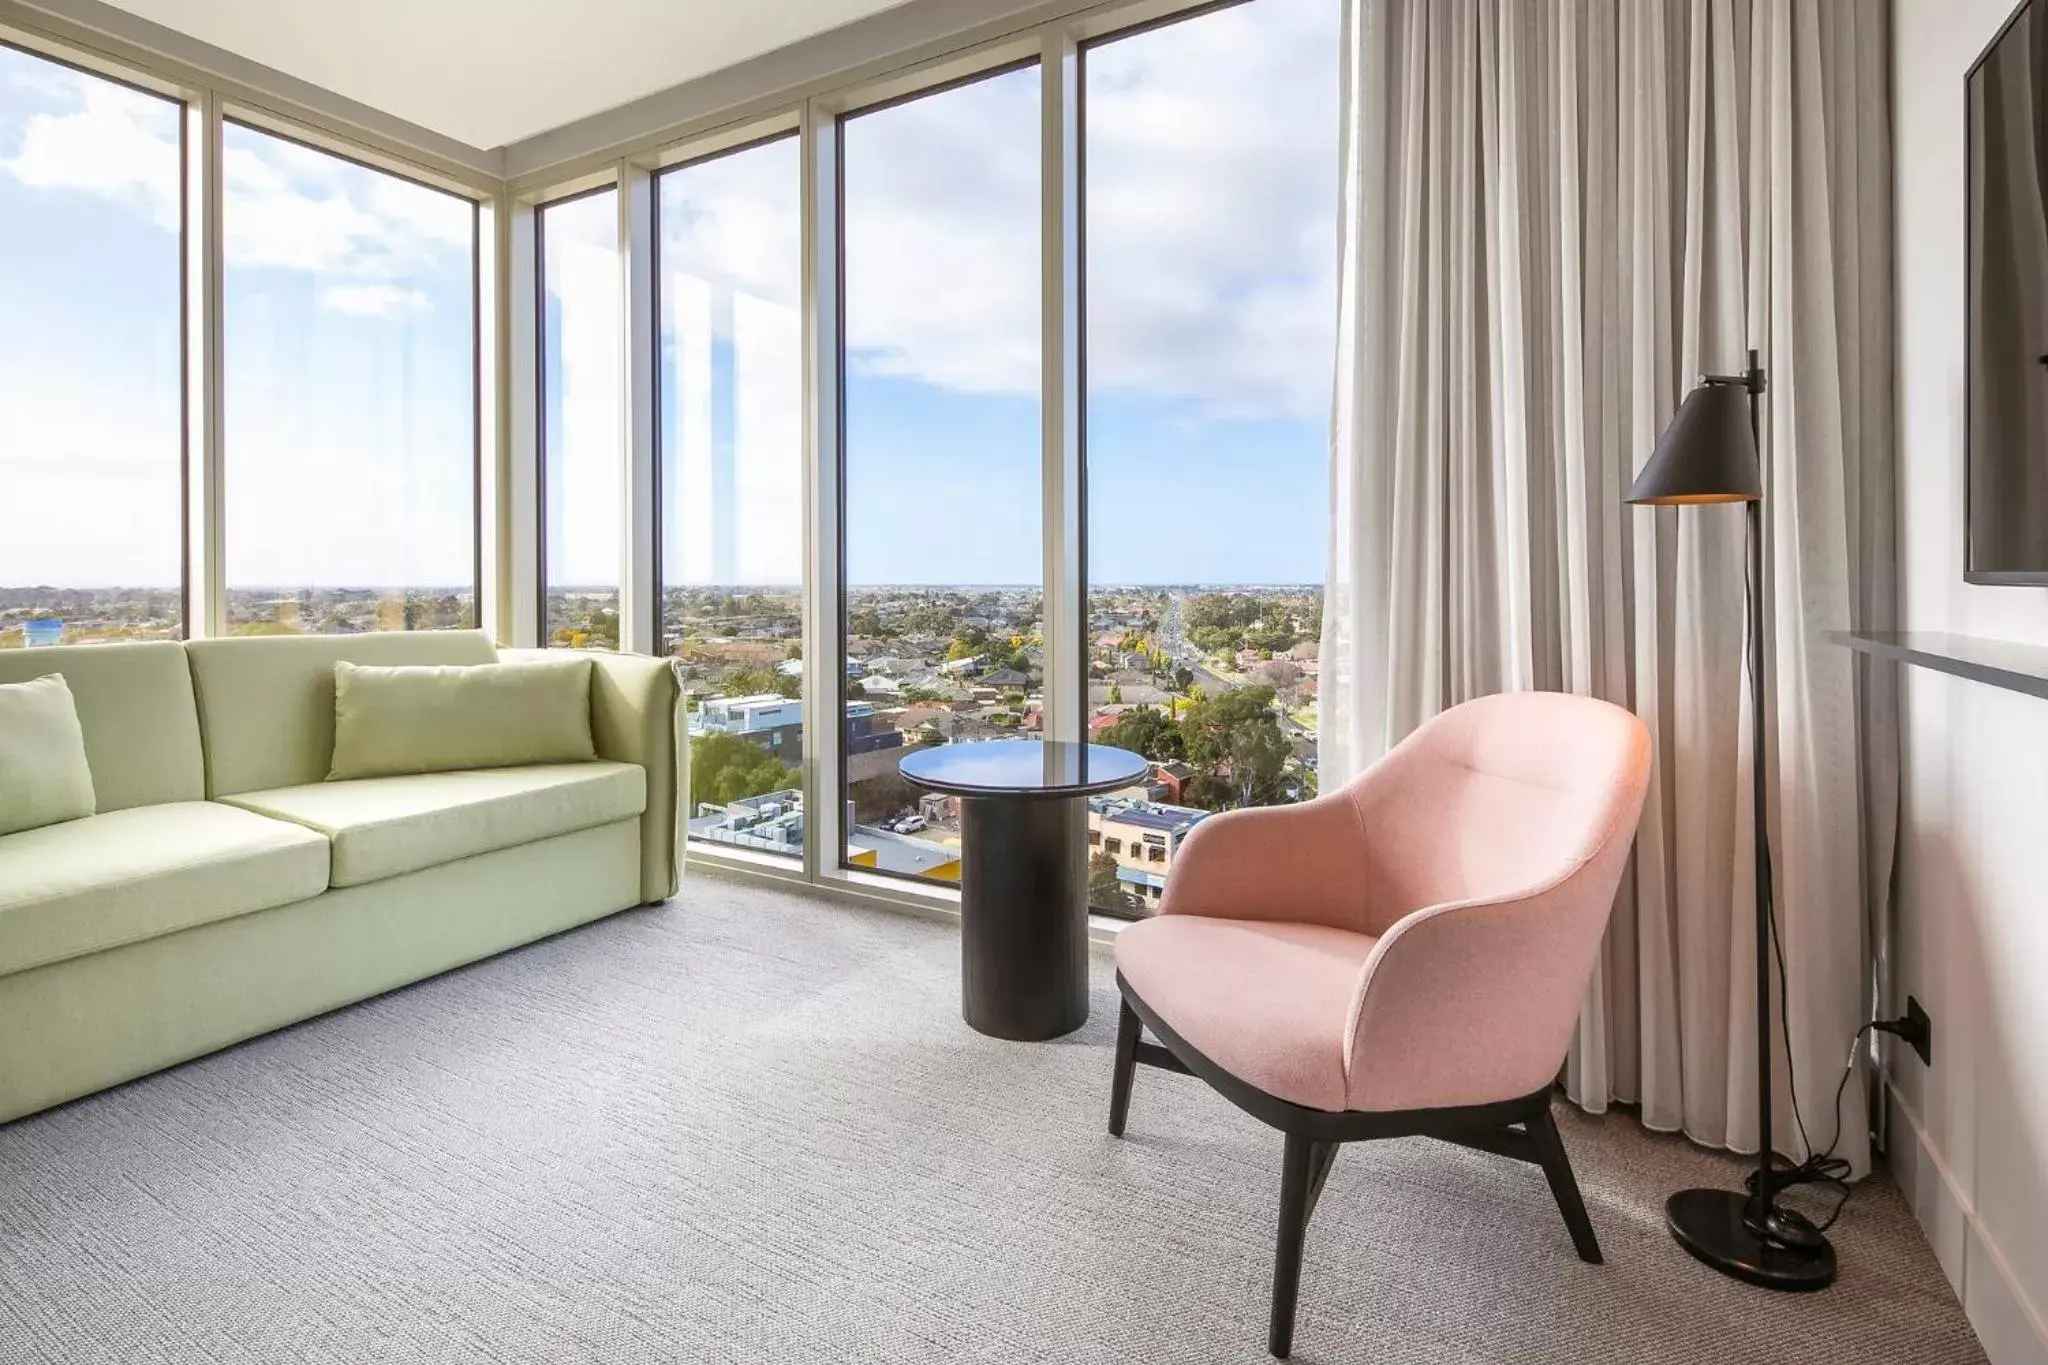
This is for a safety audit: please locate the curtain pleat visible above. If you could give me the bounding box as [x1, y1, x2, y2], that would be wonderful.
[1322, 0, 1896, 1174]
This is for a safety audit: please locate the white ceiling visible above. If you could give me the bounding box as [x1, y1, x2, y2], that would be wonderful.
[99, 0, 916, 149]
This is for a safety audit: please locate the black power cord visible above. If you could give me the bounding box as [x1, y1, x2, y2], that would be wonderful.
[1740, 508, 1916, 1236]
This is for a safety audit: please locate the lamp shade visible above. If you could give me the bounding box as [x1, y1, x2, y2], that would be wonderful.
[1625, 381, 1761, 504]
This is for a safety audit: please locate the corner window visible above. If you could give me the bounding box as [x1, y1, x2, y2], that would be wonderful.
[0, 45, 184, 645]
[539, 187, 622, 649]
[658, 135, 806, 860]
[223, 121, 479, 635]
[1081, 0, 1339, 917]
[838, 62, 1044, 884]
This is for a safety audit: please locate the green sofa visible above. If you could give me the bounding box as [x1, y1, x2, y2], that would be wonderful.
[0, 631, 683, 1124]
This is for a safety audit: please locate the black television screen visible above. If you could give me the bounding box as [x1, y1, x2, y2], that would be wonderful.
[1970, 0, 2048, 582]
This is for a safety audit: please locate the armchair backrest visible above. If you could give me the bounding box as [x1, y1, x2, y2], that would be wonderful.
[1340, 690, 1652, 1111]
[1344, 691, 1651, 937]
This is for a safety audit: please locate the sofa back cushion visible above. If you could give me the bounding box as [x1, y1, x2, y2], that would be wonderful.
[185, 631, 498, 796]
[328, 658, 595, 780]
[0, 642, 204, 812]
[0, 674, 97, 835]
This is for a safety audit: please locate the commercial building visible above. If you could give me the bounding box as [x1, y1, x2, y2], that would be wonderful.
[691, 695, 904, 766]
[1086, 794, 1208, 909]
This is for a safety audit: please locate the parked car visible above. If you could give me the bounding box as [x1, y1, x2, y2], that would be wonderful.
[892, 814, 927, 834]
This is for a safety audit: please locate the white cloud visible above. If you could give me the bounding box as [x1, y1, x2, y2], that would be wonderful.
[1081, 0, 1340, 421]
[4, 0, 1334, 434]
[0, 73, 179, 232]
[830, 0, 1339, 421]
[658, 137, 802, 313]
[841, 65, 1044, 396]
[220, 126, 469, 280]
[320, 282, 431, 318]
[1, 59, 471, 285]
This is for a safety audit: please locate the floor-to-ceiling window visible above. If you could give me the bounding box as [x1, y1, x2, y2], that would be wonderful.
[1080, 0, 1341, 917]
[222, 122, 478, 635]
[0, 44, 184, 646]
[539, 186, 622, 650]
[838, 63, 1044, 883]
[657, 135, 807, 859]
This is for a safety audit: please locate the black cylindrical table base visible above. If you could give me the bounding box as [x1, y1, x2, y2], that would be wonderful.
[957, 794, 1089, 1041]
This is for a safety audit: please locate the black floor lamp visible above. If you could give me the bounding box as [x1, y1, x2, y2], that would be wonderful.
[1624, 349, 1837, 1291]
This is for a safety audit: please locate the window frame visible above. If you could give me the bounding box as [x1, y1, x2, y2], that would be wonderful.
[532, 179, 624, 648]
[8, 0, 1303, 936]
[829, 51, 1049, 887]
[0, 34, 191, 641]
[649, 125, 804, 659]
[0, 9, 499, 646]
[218, 112, 486, 634]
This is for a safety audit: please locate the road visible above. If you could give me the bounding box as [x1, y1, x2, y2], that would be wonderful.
[1157, 595, 1237, 696]
[1158, 592, 1316, 765]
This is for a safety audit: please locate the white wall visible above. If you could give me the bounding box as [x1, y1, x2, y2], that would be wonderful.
[1893, 3, 2048, 1362]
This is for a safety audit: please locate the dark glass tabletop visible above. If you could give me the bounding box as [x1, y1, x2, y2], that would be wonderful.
[898, 739, 1149, 798]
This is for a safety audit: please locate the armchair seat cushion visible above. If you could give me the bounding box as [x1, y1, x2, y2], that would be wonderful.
[221, 762, 646, 889]
[0, 802, 331, 977]
[1115, 915, 1379, 1113]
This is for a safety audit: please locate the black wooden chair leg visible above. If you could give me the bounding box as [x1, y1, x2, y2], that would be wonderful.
[1528, 1105, 1602, 1264]
[1270, 1133, 1333, 1359]
[1108, 997, 1141, 1137]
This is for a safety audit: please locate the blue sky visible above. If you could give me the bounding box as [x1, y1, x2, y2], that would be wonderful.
[0, 44, 477, 594]
[4, 0, 1338, 597]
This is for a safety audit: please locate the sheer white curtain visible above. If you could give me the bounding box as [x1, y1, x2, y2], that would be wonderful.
[1321, 0, 1896, 1174]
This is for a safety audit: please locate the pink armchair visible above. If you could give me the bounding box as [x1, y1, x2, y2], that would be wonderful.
[1108, 690, 1652, 1359]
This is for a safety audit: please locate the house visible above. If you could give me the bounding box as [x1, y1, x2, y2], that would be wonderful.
[1150, 760, 1196, 805]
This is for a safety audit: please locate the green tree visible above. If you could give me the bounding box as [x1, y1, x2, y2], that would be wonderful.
[723, 665, 800, 699]
[690, 732, 801, 809]
[1184, 592, 1262, 631]
[1102, 706, 1186, 763]
[1089, 850, 1135, 914]
[1182, 685, 1290, 809]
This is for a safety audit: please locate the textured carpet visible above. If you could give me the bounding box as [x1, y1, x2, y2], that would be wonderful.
[0, 877, 1985, 1365]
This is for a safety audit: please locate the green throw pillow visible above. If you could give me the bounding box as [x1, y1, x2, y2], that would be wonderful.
[0, 673, 97, 837]
[328, 658, 596, 781]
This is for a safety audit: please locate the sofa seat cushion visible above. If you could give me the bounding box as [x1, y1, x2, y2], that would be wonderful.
[220, 762, 647, 889]
[0, 802, 331, 978]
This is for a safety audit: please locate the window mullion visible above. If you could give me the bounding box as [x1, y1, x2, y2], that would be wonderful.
[800, 99, 846, 884]
[505, 198, 541, 648]
[1040, 28, 1084, 745]
[187, 90, 225, 640]
[621, 163, 659, 656]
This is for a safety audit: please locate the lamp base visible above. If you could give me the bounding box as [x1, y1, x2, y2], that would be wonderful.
[1666, 1188, 1837, 1291]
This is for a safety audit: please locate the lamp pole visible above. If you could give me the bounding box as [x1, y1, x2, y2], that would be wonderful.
[1640, 348, 1836, 1289]
[1739, 351, 1776, 1235]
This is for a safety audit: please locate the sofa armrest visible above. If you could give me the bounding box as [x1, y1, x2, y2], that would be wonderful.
[501, 648, 685, 903]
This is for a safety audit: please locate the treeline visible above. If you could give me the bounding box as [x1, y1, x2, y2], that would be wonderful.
[1182, 591, 1318, 659]
[1099, 685, 1309, 810]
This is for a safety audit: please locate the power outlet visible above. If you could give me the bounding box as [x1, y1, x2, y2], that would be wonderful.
[1900, 996, 1933, 1067]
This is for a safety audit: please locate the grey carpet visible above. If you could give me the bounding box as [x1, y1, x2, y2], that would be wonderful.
[0, 878, 1985, 1365]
